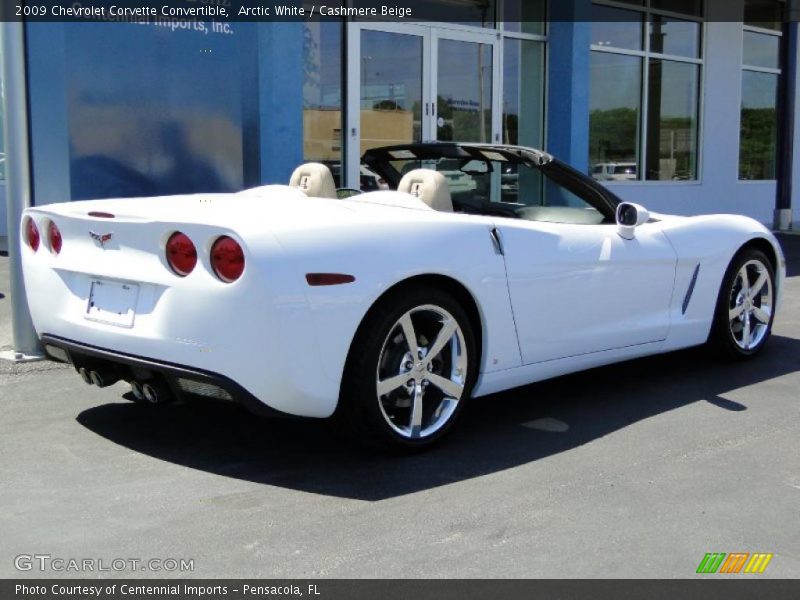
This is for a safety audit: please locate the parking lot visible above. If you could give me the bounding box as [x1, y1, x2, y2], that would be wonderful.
[1, 236, 799, 579]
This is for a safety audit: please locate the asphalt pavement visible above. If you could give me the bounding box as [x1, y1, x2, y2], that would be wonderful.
[0, 237, 798, 578]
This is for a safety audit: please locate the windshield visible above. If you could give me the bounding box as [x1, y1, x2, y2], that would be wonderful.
[361, 143, 622, 220]
[384, 157, 589, 210]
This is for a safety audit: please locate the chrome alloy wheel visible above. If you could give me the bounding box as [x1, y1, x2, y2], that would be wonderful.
[375, 305, 468, 439]
[728, 259, 774, 351]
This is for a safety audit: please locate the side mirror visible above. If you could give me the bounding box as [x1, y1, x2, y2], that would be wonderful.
[616, 202, 650, 240]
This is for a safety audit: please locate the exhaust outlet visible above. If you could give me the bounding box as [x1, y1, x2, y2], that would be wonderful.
[141, 380, 173, 405]
[78, 367, 93, 385]
[130, 381, 145, 401]
[88, 370, 120, 388]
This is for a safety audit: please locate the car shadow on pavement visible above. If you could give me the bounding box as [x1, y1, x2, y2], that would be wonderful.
[77, 335, 800, 501]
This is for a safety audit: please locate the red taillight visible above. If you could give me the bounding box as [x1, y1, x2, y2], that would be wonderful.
[25, 218, 40, 251]
[210, 236, 245, 283]
[49, 221, 63, 255]
[165, 232, 197, 277]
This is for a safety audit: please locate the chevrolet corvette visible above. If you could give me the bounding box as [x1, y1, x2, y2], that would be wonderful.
[20, 143, 786, 448]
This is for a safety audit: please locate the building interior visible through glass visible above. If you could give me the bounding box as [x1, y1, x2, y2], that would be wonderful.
[301, 1, 546, 190]
[589, 1, 701, 182]
[739, 0, 783, 181]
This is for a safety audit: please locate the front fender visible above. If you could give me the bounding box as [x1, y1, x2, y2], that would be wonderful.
[659, 214, 785, 349]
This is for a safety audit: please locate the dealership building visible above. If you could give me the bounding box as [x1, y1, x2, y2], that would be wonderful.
[1, 0, 798, 254]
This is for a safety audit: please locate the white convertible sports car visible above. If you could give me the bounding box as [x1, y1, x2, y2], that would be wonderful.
[20, 143, 786, 449]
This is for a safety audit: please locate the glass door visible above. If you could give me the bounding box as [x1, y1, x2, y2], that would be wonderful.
[346, 24, 500, 189]
[347, 23, 431, 190]
[433, 30, 500, 145]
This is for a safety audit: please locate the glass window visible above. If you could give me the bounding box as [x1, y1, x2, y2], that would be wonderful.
[589, 53, 642, 178]
[360, 30, 423, 191]
[590, 6, 643, 50]
[437, 39, 493, 144]
[503, 0, 546, 35]
[543, 177, 590, 209]
[744, 0, 785, 30]
[743, 30, 781, 68]
[502, 39, 544, 147]
[384, 157, 603, 223]
[589, 1, 703, 182]
[739, 71, 779, 180]
[649, 17, 701, 58]
[645, 59, 699, 180]
[303, 22, 343, 185]
[739, 3, 782, 180]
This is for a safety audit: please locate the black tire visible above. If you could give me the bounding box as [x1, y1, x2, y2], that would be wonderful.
[709, 247, 776, 359]
[334, 286, 478, 451]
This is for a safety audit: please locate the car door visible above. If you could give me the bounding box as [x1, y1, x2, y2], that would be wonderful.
[497, 163, 678, 365]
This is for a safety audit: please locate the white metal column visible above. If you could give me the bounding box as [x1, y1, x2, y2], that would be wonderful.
[1, 20, 44, 360]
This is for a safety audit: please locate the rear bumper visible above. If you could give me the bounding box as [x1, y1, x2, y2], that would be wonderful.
[41, 334, 294, 418]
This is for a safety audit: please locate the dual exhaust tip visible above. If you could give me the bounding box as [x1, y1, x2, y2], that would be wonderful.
[78, 367, 172, 405]
[129, 380, 172, 405]
[78, 367, 118, 388]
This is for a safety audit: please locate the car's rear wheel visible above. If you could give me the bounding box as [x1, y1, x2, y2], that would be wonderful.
[336, 287, 477, 450]
[710, 248, 776, 358]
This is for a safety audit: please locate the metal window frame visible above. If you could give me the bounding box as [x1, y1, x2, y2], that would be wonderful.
[739, 14, 784, 181]
[589, 0, 706, 183]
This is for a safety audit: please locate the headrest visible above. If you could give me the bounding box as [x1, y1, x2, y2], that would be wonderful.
[398, 169, 453, 212]
[289, 163, 337, 199]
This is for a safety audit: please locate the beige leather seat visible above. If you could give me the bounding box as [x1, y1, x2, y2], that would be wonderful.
[289, 163, 337, 199]
[398, 169, 453, 212]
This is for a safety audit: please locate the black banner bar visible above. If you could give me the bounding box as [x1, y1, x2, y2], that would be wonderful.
[1, 0, 799, 23]
[3, 579, 800, 600]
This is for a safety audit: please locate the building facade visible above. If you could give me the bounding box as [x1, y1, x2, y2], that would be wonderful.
[0, 0, 797, 253]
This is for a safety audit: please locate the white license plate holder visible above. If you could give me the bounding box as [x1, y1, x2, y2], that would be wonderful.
[85, 279, 139, 328]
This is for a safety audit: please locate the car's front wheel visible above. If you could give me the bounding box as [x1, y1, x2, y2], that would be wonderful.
[336, 286, 477, 450]
[710, 247, 776, 358]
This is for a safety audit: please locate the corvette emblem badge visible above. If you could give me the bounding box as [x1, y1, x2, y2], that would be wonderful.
[89, 231, 113, 247]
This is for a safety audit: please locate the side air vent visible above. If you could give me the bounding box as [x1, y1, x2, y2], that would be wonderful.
[682, 264, 701, 315]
